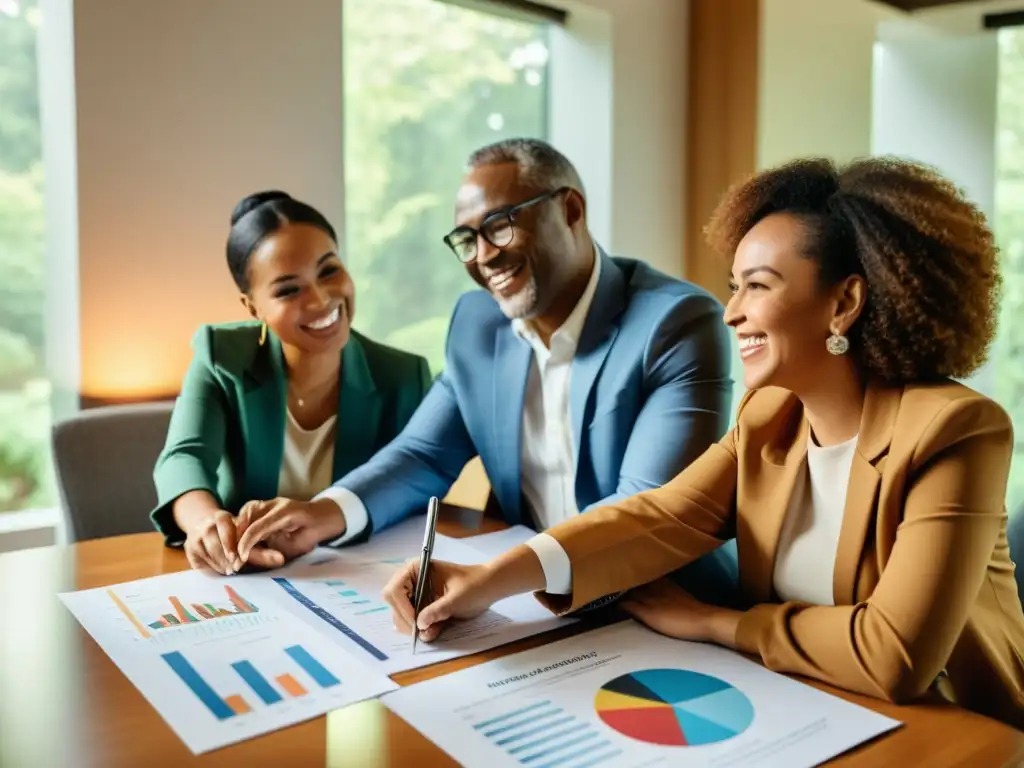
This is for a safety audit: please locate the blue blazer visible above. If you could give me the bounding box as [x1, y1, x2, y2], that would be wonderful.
[336, 250, 734, 536]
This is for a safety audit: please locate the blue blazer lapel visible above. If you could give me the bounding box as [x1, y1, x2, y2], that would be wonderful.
[570, 250, 626, 451]
[332, 333, 382, 479]
[492, 326, 532, 525]
[241, 334, 286, 502]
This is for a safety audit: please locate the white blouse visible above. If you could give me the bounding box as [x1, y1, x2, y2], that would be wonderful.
[772, 433, 858, 606]
[276, 409, 337, 501]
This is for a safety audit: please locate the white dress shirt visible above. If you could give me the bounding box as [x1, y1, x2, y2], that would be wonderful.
[317, 252, 602, 547]
[512, 253, 601, 530]
[528, 431, 858, 599]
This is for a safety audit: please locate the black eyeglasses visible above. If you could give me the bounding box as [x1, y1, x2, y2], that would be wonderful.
[443, 187, 569, 263]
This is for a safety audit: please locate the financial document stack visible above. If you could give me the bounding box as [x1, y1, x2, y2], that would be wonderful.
[60, 520, 901, 763]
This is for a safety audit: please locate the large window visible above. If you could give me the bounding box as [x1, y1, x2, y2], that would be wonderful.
[342, 0, 550, 374]
[0, 0, 51, 513]
[994, 26, 1024, 515]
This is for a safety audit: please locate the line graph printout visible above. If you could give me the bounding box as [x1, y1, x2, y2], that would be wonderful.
[59, 569, 397, 753]
[382, 621, 902, 768]
[271, 534, 575, 674]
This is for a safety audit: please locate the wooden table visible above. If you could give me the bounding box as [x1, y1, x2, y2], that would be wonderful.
[2, 512, 1022, 768]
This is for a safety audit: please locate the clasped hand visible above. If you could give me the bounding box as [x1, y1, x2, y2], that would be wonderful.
[182, 497, 340, 575]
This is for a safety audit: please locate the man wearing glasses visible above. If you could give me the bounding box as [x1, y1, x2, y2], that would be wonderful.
[236, 138, 737, 603]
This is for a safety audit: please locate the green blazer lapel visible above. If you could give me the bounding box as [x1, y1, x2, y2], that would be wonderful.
[332, 333, 382, 479]
[241, 332, 287, 502]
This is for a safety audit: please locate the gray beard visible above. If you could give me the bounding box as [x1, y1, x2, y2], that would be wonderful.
[494, 274, 540, 320]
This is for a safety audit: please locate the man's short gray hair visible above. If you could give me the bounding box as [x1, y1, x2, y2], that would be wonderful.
[467, 138, 585, 196]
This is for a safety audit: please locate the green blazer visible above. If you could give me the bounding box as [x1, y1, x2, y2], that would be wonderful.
[151, 321, 432, 546]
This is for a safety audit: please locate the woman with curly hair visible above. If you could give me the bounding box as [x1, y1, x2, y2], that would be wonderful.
[382, 156, 1024, 728]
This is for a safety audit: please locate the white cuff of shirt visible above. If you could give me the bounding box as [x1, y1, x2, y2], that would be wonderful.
[525, 532, 572, 594]
[314, 486, 370, 547]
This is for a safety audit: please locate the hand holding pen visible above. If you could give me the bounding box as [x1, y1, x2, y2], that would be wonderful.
[411, 496, 440, 653]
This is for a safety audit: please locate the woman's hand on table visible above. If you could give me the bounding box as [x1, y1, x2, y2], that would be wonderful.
[621, 577, 742, 648]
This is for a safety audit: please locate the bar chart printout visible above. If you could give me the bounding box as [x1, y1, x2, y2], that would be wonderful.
[146, 633, 396, 753]
[58, 569, 399, 754]
[161, 644, 341, 721]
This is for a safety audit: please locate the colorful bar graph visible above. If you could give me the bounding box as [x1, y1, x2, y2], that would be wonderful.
[232, 661, 283, 705]
[104, 584, 260, 636]
[226, 585, 257, 613]
[276, 674, 308, 697]
[225, 695, 252, 715]
[285, 645, 341, 688]
[164, 645, 345, 722]
[162, 651, 235, 720]
[170, 597, 199, 624]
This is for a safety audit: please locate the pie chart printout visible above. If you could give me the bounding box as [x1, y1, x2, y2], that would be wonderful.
[594, 669, 755, 747]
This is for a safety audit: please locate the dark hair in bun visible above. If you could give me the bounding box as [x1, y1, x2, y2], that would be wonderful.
[226, 190, 337, 292]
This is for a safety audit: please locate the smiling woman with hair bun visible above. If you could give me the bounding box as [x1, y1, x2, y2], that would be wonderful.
[149, 190, 431, 575]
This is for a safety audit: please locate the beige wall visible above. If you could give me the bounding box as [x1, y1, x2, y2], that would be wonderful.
[550, 0, 690, 278]
[47, 0, 344, 403]
[579, 0, 689, 277]
[757, 0, 900, 170]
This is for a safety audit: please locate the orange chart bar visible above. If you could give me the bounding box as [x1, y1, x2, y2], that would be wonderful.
[225, 585, 256, 614]
[276, 674, 308, 697]
[106, 589, 152, 639]
[169, 597, 196, 624]
[225, 694, 252, 714]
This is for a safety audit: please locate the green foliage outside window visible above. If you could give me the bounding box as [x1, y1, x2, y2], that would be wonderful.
[0, 0, 51, 512]
[993, 28, 1024, 516]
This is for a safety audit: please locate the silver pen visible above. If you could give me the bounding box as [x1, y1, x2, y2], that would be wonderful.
[410, 496, 439, 654]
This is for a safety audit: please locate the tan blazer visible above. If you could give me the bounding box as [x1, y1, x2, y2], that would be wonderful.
[538, 380, 1024, 730]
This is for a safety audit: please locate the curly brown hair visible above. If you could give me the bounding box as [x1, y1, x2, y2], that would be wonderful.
[704, 156, 1001, 384]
